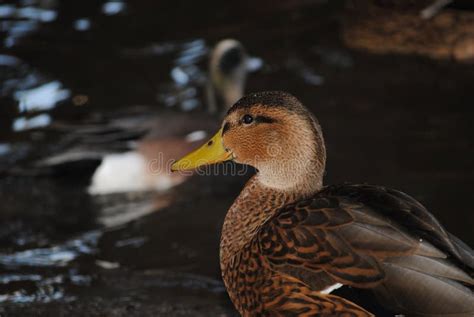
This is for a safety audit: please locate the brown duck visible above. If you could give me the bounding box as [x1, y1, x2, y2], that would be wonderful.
[172, 91, 474, 316]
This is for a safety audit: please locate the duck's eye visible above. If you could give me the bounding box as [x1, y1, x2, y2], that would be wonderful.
[242, 114, 254, 125]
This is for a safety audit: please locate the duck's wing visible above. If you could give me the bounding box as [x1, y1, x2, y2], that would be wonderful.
[321, 184, 474, 269]
[257, 184, 474, 316]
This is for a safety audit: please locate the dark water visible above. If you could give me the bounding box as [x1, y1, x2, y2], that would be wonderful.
[0, 0, 473, 315]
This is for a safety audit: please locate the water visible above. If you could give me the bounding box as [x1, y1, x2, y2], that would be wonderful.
[0, 0, 473, 316]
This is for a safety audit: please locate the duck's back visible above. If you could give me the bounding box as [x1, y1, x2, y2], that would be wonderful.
[319, 184, 474, 316]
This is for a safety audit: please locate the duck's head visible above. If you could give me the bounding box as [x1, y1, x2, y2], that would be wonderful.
[172, 91, 326, 195]
[209, 39, 250, 110]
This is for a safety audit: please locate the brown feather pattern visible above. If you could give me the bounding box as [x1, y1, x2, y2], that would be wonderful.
[221, 180, 474, 316]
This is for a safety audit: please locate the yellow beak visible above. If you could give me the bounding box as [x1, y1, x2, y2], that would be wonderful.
[171, 128, 233, 172]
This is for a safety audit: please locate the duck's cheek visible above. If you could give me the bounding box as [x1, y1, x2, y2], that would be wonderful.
[233, 146, 266, 167]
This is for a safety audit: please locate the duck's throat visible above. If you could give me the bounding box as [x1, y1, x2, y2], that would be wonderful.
[256, 153, 324, 197]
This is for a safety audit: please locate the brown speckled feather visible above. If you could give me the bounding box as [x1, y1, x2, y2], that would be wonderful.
[221, 181, 474, 316]
[223, 239, 373, 316]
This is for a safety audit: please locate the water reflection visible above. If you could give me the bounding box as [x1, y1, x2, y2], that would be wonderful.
[12, 113, 51, 131]
[0, 54, 21, 67]
[0, 0, 133, 135]
[0, 230, 100, 303]
[5, 77, 70, 131]
[0, 278, 68, 304]
[245, 56, 263, 72]
[102, 1, 126, 16]
[0, 4, 16, 18]
[0, 0, 58, 47]
[0, 271, 91, 304]
[0, 144, 11, 156]
[11, 6, 57, 22]
[73, 18, 91, 31]
[0, 230, 100, 267]
[175, 39, 208, 66]
[14, 81, 70, 112]
[0, 52, 71, 132]
[157, 39, 208, 110]
[0, 55, 42, 97]
[125, 38, 255, 111]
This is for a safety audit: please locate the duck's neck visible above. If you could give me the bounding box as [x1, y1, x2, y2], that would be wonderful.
[220, 114, 326, 268]
[220, 176, 320, 269]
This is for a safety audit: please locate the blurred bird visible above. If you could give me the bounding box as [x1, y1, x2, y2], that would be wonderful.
[207, 39, 252, 113]
[172, 91, 474, 316]
[37, 39, 260, 194]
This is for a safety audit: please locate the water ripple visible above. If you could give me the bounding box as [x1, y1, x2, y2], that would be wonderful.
[0, 230, 101, 268]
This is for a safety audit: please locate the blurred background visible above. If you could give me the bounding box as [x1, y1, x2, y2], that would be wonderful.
[0, 0, 473, 315]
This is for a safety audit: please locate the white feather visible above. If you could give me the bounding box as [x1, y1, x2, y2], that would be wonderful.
[321, 283, 343, 294]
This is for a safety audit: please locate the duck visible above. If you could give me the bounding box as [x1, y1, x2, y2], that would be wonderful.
[37, 39, 258, 194]
[171, 91, 474, 316]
